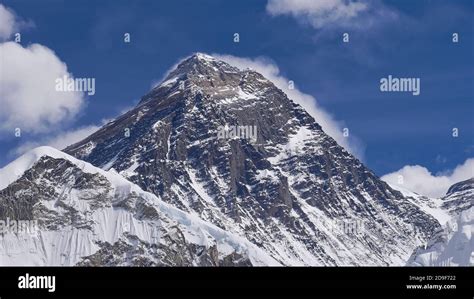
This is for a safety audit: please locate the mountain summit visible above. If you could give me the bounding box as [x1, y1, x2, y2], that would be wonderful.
[64, 53, 440, 265]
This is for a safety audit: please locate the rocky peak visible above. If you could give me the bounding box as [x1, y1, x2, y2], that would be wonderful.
[446, 177, 474, 196]
[63, 53, 441, 266]
[139, 53, 271, 107]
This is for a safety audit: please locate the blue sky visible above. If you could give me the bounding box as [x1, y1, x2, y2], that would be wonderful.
[1, 0, 473, 191]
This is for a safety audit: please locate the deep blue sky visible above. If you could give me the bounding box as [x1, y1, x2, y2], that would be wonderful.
[1, 0, 473, 177]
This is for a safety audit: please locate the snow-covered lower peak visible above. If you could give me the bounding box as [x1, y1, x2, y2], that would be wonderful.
[0, 146, 108, 191]
[400, 179, 474, 266]
[0, 147, 279, 266]
[407, 206, 474, 266]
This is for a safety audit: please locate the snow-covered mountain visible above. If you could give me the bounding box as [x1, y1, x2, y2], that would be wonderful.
[407, 178, 473, 266]
[0, 146, 279, 266]
[62, 53, 440, 266]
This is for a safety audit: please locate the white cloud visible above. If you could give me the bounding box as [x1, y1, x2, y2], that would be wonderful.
[12, 125, 101, 156]
[213, 54, 364, 158]
[266, 0, 397, 30]
[266, 0, 368, 28]
[381, 158, 474, 198]
[0, 41, 86, 134]
[0, 4, 32, 40]
[0, 4, 18, 40]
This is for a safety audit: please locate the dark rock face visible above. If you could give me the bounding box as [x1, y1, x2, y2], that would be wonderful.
[77, 235, 252, 267]
[65, 53, 440, 265]
[446, 178, 474, 196]
[442, 177, 474, 215]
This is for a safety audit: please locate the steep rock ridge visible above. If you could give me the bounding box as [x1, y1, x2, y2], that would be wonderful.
[65, 53, 440, 265]
[0, 147, 278, 266]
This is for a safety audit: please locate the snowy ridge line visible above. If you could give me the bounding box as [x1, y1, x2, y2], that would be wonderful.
[0, 146, 280, 266]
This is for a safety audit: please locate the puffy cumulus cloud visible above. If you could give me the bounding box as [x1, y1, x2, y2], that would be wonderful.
[11, 125, 101, 156]
[213, 54, 365, 159]
[266, 0, 396, 29]
[0, 4, 33, 40]
[381, 158, 474, 198]
[0, 42, 86, 134]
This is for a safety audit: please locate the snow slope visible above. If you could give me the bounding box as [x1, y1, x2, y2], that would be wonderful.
[407, 207, 473, 266]
[406, 179, 474, 266]
[388, 183, 451, 226]
[0, 146, 279, 266]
